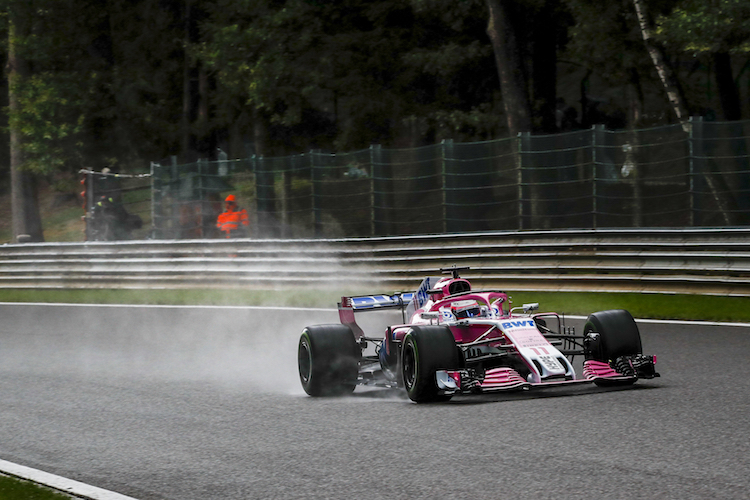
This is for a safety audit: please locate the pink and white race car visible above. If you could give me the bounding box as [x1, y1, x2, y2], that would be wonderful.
[298, 267, 659, 402]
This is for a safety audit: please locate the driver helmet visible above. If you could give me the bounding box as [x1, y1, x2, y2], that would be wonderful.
[450, 299, 482, 319]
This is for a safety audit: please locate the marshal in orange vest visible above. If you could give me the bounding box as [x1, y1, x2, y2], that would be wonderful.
[216, 194, 249, 238]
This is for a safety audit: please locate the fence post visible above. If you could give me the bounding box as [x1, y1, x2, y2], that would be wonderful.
[250, 154, 257, 232]
[169, 156, 178, 239]
[150, 162, 159, 239]
[170, 155, 178, 193]
[591, 125, 604, 229]
[518, 132, 529, 230]
[516, 133, 522, 229]
[197, 158, 206, 238]
[84, 169, 94, 241]
[441, 139, 453, 233]
[688, 116, 699, 226]
[309, 150, 321, 237]
[257, 154, 279, 237]
[280, 157, 292, 238]
[623, 134, 641, 227]
[369, 144, 379, 236]
[370, 145, 384, 236]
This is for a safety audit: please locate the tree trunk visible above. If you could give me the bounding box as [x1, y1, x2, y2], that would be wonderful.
[632, 0, 690, 130]
[486, 0, 532, 138]
[533, 0, 558, 133]
[8, 3, 44, 243]
[181, 0, 192, 159]
[626, 68, 644, 128]
[714, 51, 741, 121]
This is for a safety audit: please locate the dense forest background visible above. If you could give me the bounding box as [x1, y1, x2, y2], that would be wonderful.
[2, 0, 750, 241]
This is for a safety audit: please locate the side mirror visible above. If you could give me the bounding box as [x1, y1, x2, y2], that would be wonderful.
[523, 303, 539, 313]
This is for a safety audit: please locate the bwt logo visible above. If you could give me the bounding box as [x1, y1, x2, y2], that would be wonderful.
[501, 320, 535, 329]
[414, 278, 433, 307]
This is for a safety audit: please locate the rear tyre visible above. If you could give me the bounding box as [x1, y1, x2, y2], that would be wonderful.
[584, 309, 642, 386]
[298, 325, 360, 397]
[401, 325, 459, 403]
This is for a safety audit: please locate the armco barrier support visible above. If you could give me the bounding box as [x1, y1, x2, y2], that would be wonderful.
[0, 228, 748, 296]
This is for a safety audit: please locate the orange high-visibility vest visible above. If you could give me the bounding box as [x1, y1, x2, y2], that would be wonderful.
[216, 207, 249, 237]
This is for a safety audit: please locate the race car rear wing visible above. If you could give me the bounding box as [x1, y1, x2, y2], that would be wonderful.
[343, 293, 414, 311]
[339, 294, 413, 340]
[340, 276, 442, 313]
[404, 276, 441, 320]
[338, 277, 442, 340]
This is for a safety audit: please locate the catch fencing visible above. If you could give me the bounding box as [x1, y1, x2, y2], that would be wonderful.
[1, 228, 749, 296]
[141, 117, 750, 240]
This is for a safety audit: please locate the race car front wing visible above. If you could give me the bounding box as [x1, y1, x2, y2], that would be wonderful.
[436, 354, 658, 394]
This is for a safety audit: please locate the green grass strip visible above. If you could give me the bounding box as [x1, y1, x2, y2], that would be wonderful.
[508, 291, 750, 323]
[0, 474, 72, 500]
[0, 288, 747, 323]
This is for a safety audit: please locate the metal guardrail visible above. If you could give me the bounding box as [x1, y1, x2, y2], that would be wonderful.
[0, 228, 748, 296]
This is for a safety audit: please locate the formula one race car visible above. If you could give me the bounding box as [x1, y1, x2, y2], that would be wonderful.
[297, 267, 659, 402]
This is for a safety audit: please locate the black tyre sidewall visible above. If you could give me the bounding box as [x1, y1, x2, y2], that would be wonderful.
[401, 325, 459, 403]
[298, 324, 360, 397]
[584, 309, 642, 362]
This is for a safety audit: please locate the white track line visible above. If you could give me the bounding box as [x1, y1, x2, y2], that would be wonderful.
[0, 459, 138, 500]
[0, 301, 333, 312]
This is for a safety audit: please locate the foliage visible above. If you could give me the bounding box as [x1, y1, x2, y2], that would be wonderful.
[656, 0, 750, 53]
[8, 72, 85, 175]
[564, 0, 652, 86]
[198, 0, 429, 151]
[1, 0, 748, 179]
[3, 0, 188, 177]
[402, 0, 502, 140]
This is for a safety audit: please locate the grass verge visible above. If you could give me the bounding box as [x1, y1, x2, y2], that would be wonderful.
[0, 288, 747, 323]
[0, 474, 72, 500]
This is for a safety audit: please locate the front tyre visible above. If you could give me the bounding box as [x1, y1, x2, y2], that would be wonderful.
[584, 309, 642, 361]
[584, 309, 642, 386]
[298, 325, 360, 397]
[401, 325, 459, 403]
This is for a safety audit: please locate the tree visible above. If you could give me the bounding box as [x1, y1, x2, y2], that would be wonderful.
[532, 0, 564, 133]
[199, 0, 435, 153]
[410, 0, 568, 138]
[199, 0, 342, 155]
[7, 0, 44, 242]
[485, 0, 532, 138]
[89, 0, 189, 161]
[564, 0, 668, 128]
[632, 0, 690, 127]
[656, 0, 750, 121]
[404, 0, 502, 141]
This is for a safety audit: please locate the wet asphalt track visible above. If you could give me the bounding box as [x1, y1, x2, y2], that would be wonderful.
[1, 303, 749, 500]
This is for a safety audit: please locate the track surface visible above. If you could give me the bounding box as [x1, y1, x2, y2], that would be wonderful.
[1, 303, 749, 499]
